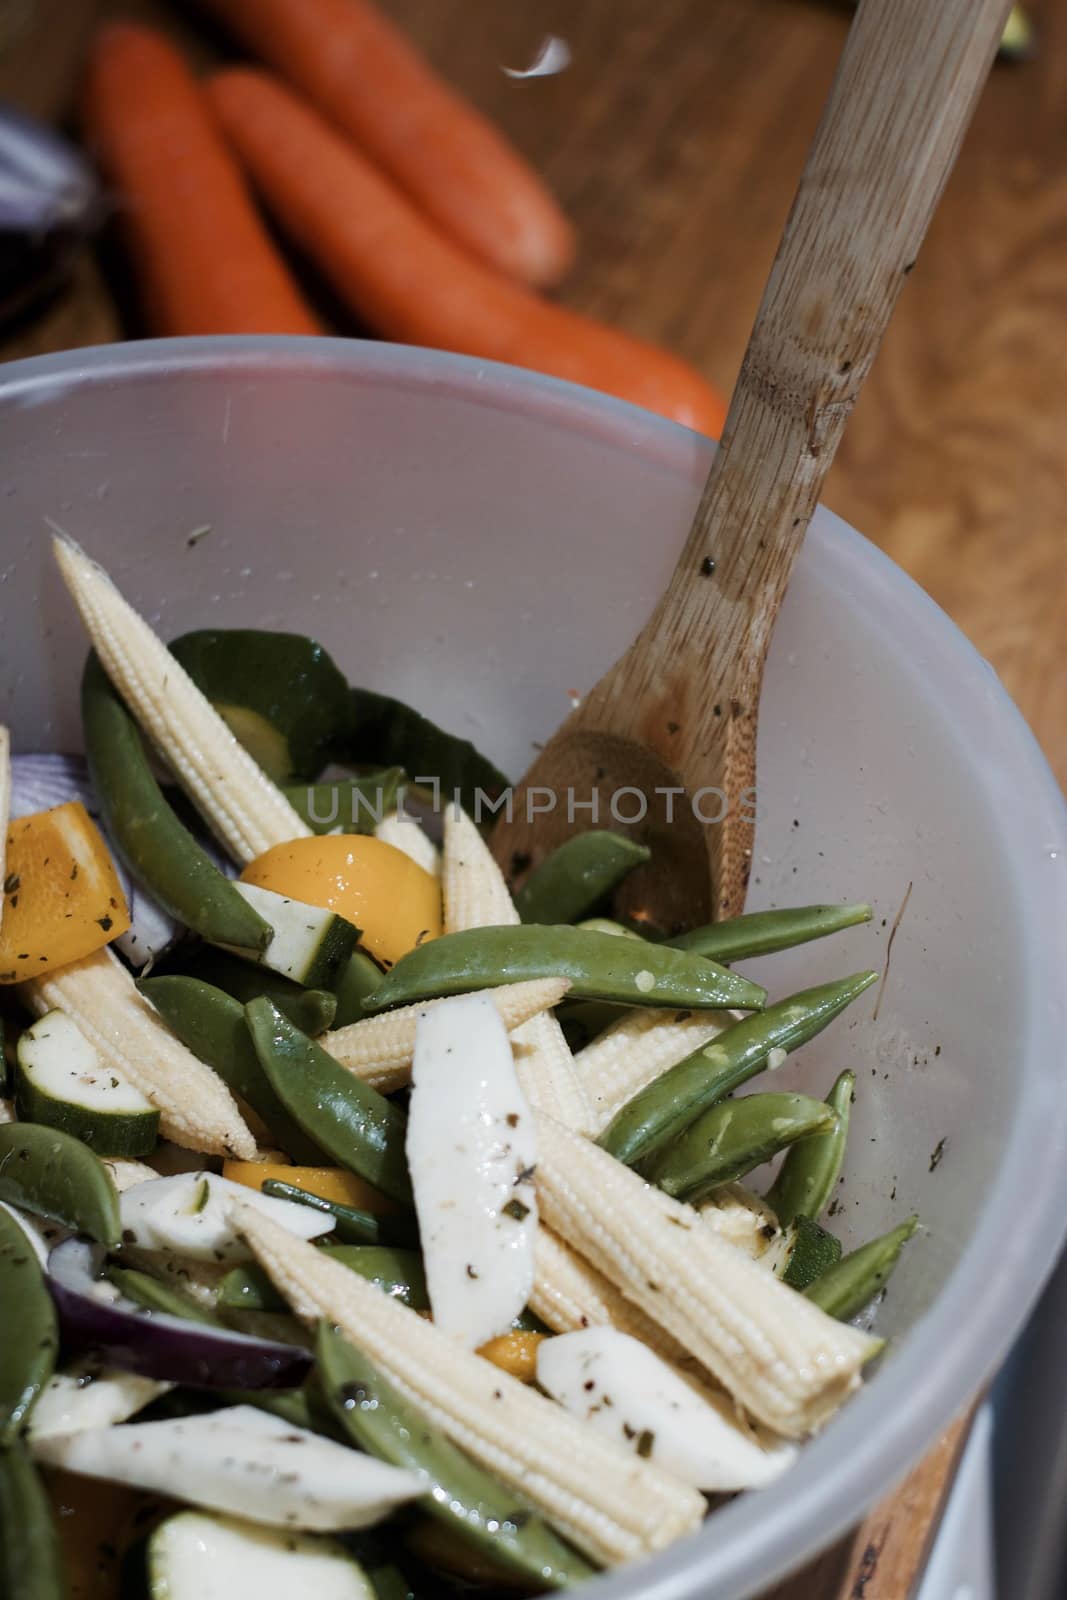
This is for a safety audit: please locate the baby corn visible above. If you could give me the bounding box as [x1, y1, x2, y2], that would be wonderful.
[234, 1201, 706, 1568]
[52, 536, 309, 865]
[23, 946, 256, 1158]
[533, 1112, 880, 1438]
[575, 1006, 738, 1134]
[323, 977, 569, 1092]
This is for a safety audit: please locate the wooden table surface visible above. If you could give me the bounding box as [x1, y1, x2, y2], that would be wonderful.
[2, 0, 1059, 1593]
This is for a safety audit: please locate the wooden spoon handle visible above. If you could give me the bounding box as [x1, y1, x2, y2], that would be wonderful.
[650, 0, 1012, 663]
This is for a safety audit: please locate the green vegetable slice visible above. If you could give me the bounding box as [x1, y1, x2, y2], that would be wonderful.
[0, 1122, 120, 1246]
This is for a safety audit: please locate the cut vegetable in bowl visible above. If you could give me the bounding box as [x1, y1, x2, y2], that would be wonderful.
[408, 992, 538, 1348]
[47, 1238, 312, 1390]
[26, 1362, 170, 1442]
[226, 881, 358, 988]
[240, 833, 441, 969]
[536, 1329, 796, 1491]
[0, 1203, 58, 1444]
[30, 1405, 422, 1530]
[143, 1511, 379, 1600]
[117, 1171, 335, 1262]
[0, 800, 130, 985]
[16, 1009, 159, 1157]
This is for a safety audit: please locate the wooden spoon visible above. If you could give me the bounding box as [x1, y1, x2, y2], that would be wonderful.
[491, 0, 1013, 932]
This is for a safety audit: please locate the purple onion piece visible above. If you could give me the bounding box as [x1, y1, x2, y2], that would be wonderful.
[48, 1239, 309, 1391]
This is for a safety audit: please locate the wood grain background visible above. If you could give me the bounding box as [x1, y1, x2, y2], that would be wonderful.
[1, 0, 1056, 1592]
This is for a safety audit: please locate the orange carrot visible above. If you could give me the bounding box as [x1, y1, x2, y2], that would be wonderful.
[81, 24, 319, 337]
[196, 0, 574, 290]
[208, 70, 728, 438]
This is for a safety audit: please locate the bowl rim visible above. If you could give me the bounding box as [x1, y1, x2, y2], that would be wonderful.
[4, 335, 1067, 1599]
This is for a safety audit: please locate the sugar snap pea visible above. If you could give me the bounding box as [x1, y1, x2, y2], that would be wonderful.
[348, 687, 509, 818]
[82, 651, 271, 952]
[780, 1214, 843, 1290]
[317, 1323, 594, 1590]
[766, 1068, 855, 1227]
[0, 1438, 67, 1600]
[284, 768, 405, 835]
[668, 902, 872, 961]
[164, 947, 337, 1036]
[246, 1000, 412, 1204]
[332, 949, 387, 1027]
[600, 969, 876, 1168]
[0, 1123, 120, 1246]
[106, 1264, 221, 1325]
[644, 1093, 837, 1203]
[805, 1216, 919, 1320]
[364, 925, 766, 1015]
[218, 1247, 429, 1313]
[260, 1179, 418, 1247]
[138, 977, 328, 1166]
[514, 832, 651, 925]
[0, 1206, 58, 1443]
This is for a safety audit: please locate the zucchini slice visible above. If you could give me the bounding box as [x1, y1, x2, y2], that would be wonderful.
[169, 630, 351, 785]
[146, 1511, 377, 1599]
[15, 1010, 159, 1158]
[226, 884, 358, 990]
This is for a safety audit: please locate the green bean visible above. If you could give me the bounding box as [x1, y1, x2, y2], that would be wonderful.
[106, 1264, 221, 1325]
[0, 1123, 120, 1246]
[218, 1247, 428, 1313]
[0, 1438, 67, 1600]
[246, 1000, 412, 1204]
[804, 1216, 919, 1320]
[348, 687, 510, 818]
[138, 977, 328, 1167]
[514, 833, 651, 925]
[644, 1093, 837, 1203]
[668, 902, 872, 961]
[316, 1324, 593, 1590]
[284, 768, 405, 835]
[331, 949, 387, 1027]
[164, 947, 337, 1036]
[766, 1068, 855, 1227]
[364, 925, 766, 1015]
[0, 1208, 58, 1444]
[600, 970, 876, 1168]
[260, 1179, 418, 1247]
[82, 651, 271, 952]
[780, 1214, 842, 1290]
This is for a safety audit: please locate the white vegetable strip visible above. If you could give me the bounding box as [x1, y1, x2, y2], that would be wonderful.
[149, 1513, 377, 1600]
[442, 807, 592, 1134]
[51, 535, 310, 865]
[532, 1111, 881, 1438]
[575, 1006, 738, 1135]
[27, 1364, 170, 1442]
[234, 1203, 706, 1567]
[374, 812, 440, 877]
[119, 1172, 334, 1262]
[31, 1405, 422, 1531]
[529, 1228, 692, 1365]
[537, 1329, 796, 1491]
[22, 947, 256, 1159]
[103, 1159, 161, 1193]
[322, 977, 570, 1093]
[0, 725, 10, 940]
[408, 994, 537, 1348]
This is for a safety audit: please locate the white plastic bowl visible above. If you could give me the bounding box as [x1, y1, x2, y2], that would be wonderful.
[2, 338, 1066, 1599]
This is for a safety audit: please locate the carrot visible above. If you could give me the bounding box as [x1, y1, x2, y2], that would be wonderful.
[195, 0, 574, 290]
[208, 69, 728, 438]
[81, 23, 319, 337]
